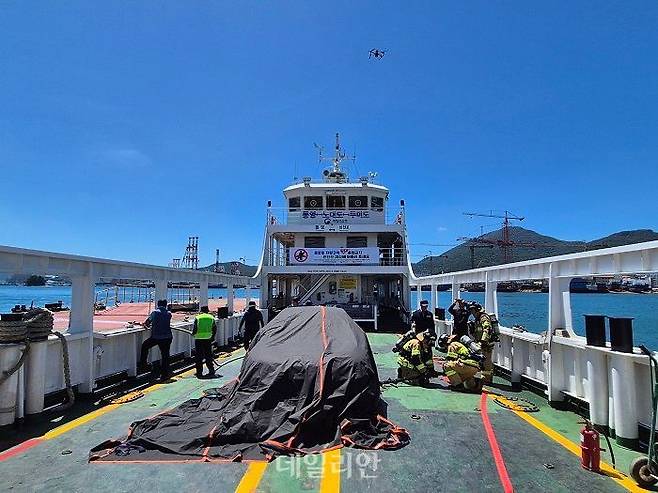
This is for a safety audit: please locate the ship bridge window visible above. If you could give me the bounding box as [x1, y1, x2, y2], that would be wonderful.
[304, 236, 325, 248]
[346, 236, 368, 248]
[304, 196, 323, 210]
[288, 197, 301, 211]
[349, 196, 368, 209]
[327, 195, 345, 209]
[371, 196, 384, 211]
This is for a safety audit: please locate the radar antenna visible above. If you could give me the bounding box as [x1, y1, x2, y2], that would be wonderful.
[316, 133, 355, 183]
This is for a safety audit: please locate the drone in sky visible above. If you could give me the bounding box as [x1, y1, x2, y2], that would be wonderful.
[368, 48, 386, 60]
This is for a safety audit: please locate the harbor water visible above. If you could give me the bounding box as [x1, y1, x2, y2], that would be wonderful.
[412, 290, 658, 348]
[0, 285, 253, 313]
[1, 285, 657, 348]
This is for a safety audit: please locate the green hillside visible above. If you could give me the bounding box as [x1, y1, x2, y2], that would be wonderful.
[413, 227, 658, 275]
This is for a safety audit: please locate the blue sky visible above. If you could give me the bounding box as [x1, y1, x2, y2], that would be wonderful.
[1, 1, 657, 266]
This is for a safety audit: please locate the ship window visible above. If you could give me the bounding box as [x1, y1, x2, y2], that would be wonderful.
[288, 197, 300, 211]
[304, 196, 323, 209]
[327, 195, 345, 209]
[349, 196, 368, 209]
[371, 196, 384, 210]
[304, 236, 325, 248]
[346, 236, 368, 248]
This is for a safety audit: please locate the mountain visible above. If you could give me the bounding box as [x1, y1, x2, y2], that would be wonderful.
[412, 227, 658, 276]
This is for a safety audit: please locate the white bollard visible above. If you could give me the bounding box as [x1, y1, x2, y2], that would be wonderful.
[25, 340, 48, 415]
[0, 345, 22, 426]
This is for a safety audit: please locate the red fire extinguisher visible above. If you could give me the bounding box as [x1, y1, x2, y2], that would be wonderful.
[580, 420, 602, 472]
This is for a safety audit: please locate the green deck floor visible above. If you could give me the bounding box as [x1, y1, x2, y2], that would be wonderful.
[0, 333, 645, 492]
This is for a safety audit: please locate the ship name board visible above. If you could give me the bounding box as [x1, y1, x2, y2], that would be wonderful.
[292, 209, 383, 225]
[289, 247, 379, 265]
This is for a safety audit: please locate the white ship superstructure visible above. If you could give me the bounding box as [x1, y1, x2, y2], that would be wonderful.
[261, 134, 409, 329]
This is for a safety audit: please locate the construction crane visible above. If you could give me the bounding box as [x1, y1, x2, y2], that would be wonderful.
[462, 211, 534, 264]
[180, 237, 199, 270]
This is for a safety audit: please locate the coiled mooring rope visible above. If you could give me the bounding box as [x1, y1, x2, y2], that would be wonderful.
[0, 309, 74, 416]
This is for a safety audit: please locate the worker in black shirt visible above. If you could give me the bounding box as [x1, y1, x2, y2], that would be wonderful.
[139, 299, 173, 381]
[448, 299, 470, 338]
[410, 299, 436, 337]
[238, 301, 265, 351]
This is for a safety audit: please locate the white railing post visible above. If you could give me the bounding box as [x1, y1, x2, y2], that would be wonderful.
[451, 278, 460, 303]
[154, 279, 167, 303]
[244, 285, 251, 308]
[70, 270, 96, 393]
[546, 264, 571, 404]
[227, 283, 235, 315]
[430, 283, 437, 312]
[484, 272, 498, 316]
[199, 280, 209, 308]
[548, 269, 572, 334]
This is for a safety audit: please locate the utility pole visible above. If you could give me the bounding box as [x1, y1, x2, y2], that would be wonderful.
[462, 211, 531, 263]
[456, 238, 495, 269]
[214, 249, 222, 273]
[424, 251, 448, 274]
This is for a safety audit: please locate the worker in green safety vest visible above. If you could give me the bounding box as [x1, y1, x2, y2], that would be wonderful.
[193, 306, 217, 379]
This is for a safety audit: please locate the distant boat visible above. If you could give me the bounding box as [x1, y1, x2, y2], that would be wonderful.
[570, 278, 608, 293]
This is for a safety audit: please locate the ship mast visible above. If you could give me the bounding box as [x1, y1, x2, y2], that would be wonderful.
[315, 133, 356, 183]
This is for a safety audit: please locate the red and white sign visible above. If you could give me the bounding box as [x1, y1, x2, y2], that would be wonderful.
[289, 247, 379, 265]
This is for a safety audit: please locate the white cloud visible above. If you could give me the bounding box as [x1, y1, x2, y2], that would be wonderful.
[102, 148, 152, 168]
[437, 226, 448, 232]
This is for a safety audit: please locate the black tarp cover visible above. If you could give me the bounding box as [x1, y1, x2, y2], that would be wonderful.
[90, 306, 409, 462]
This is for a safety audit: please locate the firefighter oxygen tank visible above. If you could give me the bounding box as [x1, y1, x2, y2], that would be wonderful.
[580, 420, 601, 472]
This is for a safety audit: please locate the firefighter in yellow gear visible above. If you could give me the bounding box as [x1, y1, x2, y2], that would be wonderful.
[468, 304, 494, 384]
[396, 330, 437, 385]
[437, 334, 483, 392]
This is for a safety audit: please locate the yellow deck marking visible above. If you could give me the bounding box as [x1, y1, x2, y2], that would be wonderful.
[235, 462, 268, 493]
[43, 351, 240, 441]
[44, 404, 120, 439]
[503, 397, 643, 493]
[320, 449, 342, 493]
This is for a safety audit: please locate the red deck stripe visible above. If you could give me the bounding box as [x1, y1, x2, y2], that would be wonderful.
[0, 438, 43, 462]
[480, 392, 514, 493]
[202, 425, 218, 460]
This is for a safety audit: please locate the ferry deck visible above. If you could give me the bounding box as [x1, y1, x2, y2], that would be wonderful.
[1, 137, 657, 492]
[0, 331, 643, 493]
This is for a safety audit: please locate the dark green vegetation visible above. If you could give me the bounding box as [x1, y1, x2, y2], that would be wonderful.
[199, 261, 258, 276]
[24, 275, 46, 286]
[414, 228, 658, 275]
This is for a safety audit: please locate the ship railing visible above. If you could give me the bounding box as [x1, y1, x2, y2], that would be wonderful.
[94, 284, 154, 310]
[414, 239, 658, 449]
[0, 244, 260, 426]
